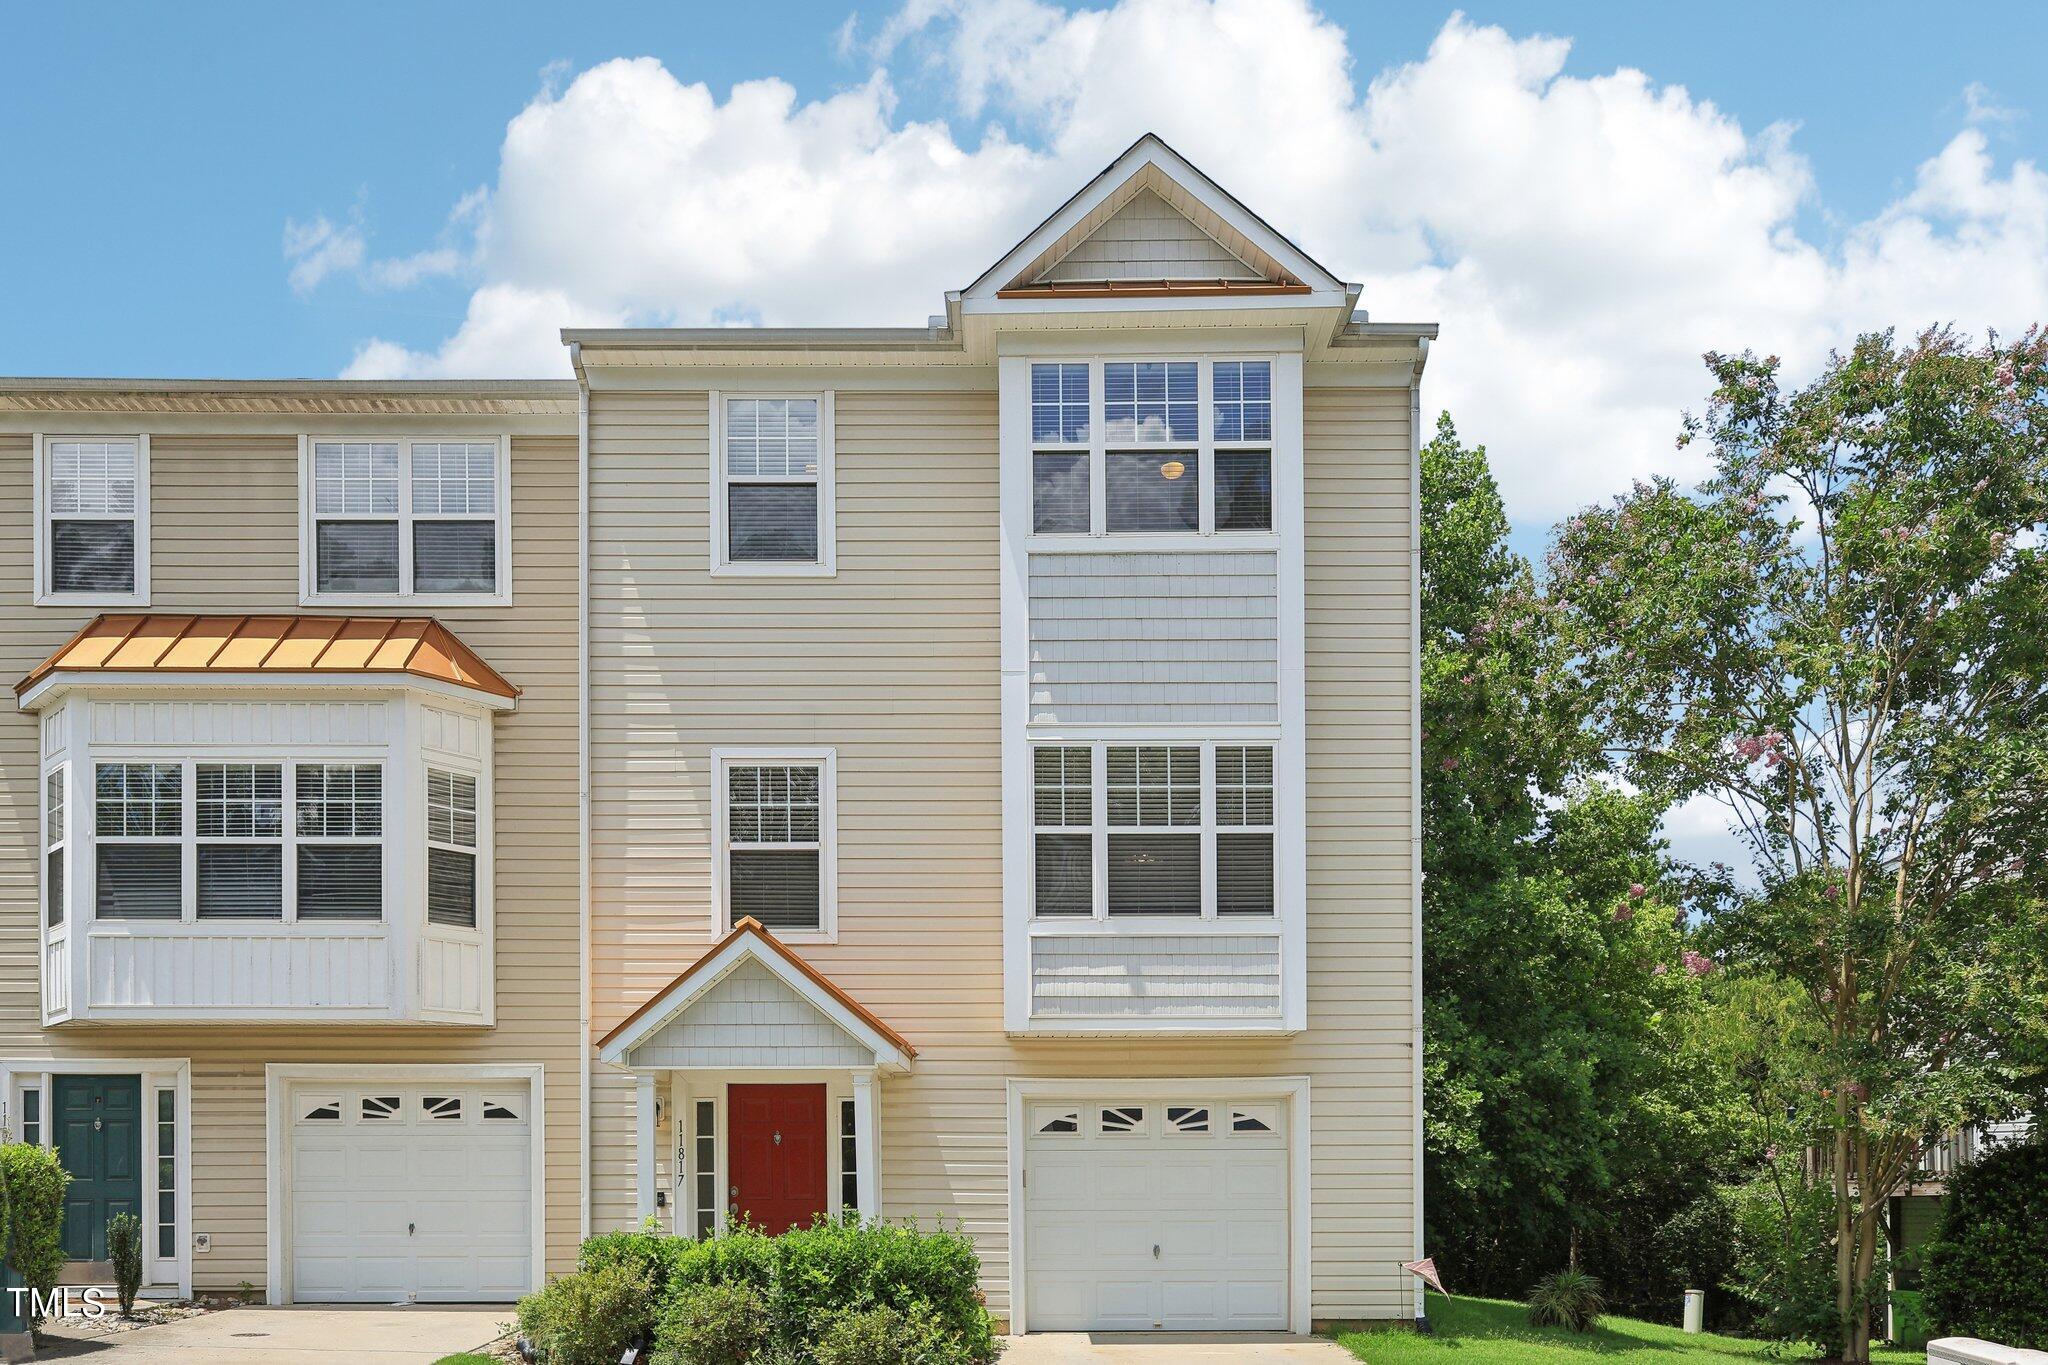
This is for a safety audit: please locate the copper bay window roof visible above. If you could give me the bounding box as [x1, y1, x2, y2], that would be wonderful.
[15, 614, 518, 703]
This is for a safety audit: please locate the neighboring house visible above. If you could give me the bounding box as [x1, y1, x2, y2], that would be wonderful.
[0, 134, 1429, 1334]
[1888, 1118, 2035, 1293]
[582, 136, 1429, 1334]
[0, 384, 584, 1303]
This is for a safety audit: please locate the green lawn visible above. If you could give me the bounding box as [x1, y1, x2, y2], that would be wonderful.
[1334, 1294, 1921, 1365]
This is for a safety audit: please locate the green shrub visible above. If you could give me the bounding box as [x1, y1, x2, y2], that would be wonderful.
[765, 1218, 994, 1358]
[814, 1303, 988, 1365]
[1723, 1168, 1857, 1354]
[515, 1262, 655, 1365]
[578, 1222, 693, 1296]
[1889, 1289, 1932, 1349]
[651, 1281, 770, 1364]
[1923, 1136, 2048, 1348]
[0, 1143, 68, 1324]
[107, 1212, 143, 1315]
[1527, 1267, 1605, 1332]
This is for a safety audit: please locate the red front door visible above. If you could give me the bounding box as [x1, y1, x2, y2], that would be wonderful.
[727, 1084, 829, 1233]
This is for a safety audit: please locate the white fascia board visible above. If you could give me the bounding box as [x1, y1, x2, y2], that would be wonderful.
[960, 289, 1353, 317]
[16, 672, 517, 714]
[599, 932, 912, 1073]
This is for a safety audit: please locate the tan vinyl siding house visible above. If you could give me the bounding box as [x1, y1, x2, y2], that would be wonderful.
[0, 386, 583, 1299]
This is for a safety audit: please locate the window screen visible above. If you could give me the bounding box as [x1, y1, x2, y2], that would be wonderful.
[1106, 746, 1201, 916]
[1103, 362, 1197, 443]
[724, 398, 823, 565]
[295, 765, 383, 920]
[46, 439, 139, 595]
[94, 763, 182, 920]
[1033, 746, 1092, 916]
[1105, 451, 1198, 532]
[427, 768, 479, 928]
[727, 763, 824, 930]
[311, 439, 501, 597]
[196, 763, 285, 920]
[1217, 746, 1276, 916]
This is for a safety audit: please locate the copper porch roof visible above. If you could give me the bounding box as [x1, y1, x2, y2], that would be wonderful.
[16, 614, 519, 702]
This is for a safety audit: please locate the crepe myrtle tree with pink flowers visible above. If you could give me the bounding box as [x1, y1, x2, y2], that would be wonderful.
[1548, 327, 2048, 1362]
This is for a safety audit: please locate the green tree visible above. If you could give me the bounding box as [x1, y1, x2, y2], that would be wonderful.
[1547, 328, 2048, 1361]
[1421, 415, 1741, 1307]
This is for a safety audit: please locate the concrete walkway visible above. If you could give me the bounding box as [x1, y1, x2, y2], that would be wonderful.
[1004, 1332, 1356, 1362]
[38, 1305, 509, 1364]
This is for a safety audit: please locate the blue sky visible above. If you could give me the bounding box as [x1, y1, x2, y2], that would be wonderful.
[4, 1, 2041, 383]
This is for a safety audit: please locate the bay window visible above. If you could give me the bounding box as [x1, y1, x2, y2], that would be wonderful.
[303, 437, 509, 603]
[1030, 741, 1279, 919]
[1027, 358, 1276, 538]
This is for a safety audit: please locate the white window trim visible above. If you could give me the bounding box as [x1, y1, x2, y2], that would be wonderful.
[0, 1058, 193, 1299]
[1005, 1075, 1312, 1336]
[297, 434, 514, 607]
[1025, 356, 1281, 551]
[263, 1062, 544, 1306]
[708, 391, 838, 577]
[1029, 739, 1278, 923]
[33, 432, 151, 607]
[709, 746, 838, 943]
[87, 755, 388, 927]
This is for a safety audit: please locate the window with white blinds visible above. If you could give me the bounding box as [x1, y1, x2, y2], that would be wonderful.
[305, 437, 507, 601]
[426, 768, 480, 929]
[90, 759, 387, 922]
[713, 394, 835, 574]
[40, 436, 147, 601]
[1026, 741, 1279, 919]
[45, 767, 67, 928]
[1023, 358, 1278, 538]
[718, 750, 835, 935]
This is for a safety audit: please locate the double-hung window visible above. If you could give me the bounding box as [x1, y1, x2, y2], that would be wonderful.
[44, 768, 66, 928]
[303, 437, 509, 602]
[426, 768, 480, 929]
[716, 750, 835, 936]
[713, 394, 835, 574]
[91, 760, 384, 922]
[1029, 741, 1278, 919]
[1027, 358, 1276, 537]
[39, 436, 148, 603]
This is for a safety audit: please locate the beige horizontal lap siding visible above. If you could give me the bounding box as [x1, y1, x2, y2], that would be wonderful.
[0, 425, 584, 1290]
[587, 381, 1417, 1321]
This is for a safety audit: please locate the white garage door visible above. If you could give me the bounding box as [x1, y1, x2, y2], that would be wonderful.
[288, 1083, 533, 1303]
[1024, 1095, 1290, 1331]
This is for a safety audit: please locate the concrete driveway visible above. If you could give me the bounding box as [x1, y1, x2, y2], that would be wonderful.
[1004, 1333, 1356, 1362]
[38, 1305, 509, 1364]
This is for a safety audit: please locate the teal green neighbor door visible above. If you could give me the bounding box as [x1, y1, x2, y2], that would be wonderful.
[53, 1075, 142, 1262]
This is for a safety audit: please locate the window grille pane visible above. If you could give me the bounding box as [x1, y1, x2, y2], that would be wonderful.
[296, 845, 383, 920]
[97, 763, 181, 837]
[1215, 746, 1275, 826]
[1106, 833, 1201, 915]
[413, 521, 497, 593]
[1215, 451, 1272, 531]
[729, 765, 820, 844]
[21, 1090, 39, 1148]
[1032, 746, 1091, 825]
[1105, 452, 1198, 532]
[428, 848, 477, 928]
[694, 1100, 717, 1238]
[197, 845, 284, 919]
[410, 441, 497, 514]
[840, 1098, 859, 1212]
[95, 844, 182, 919]
[297, 765, 383, 837]
[1032, 452, 1090, 534]
[725, 398, 820, 478]
[728, 484, 819, 562]
[730, 848, 820, 929]
[47, 848, 64, 927]
[427, 769, 479, 848]
[51, 521, 136, 594]
[1034, 833, 1092, 916]
[48, 440, 137, 514]
[46, 771, 64, 844]
[1218, 832, 1276, 915]
[1030, 363, 1090, 443]
[315, 521, 400, 594]
[312, 441, 400, 514]
[197, 763, 284, 839]
[1107, 746, 1200, 827]
[1212, 361, 1273, 442]
[1104, 361, 1197, 442]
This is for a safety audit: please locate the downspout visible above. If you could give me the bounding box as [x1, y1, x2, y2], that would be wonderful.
[1410, 337, 1429, 1330]
[573, 342, 593, 1243]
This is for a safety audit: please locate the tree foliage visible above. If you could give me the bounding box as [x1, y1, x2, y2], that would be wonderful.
[1547, 328, 2048, 1360]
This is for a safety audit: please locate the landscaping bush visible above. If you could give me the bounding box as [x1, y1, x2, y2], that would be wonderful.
[1527, 1267, 1606, 1332]
[813, 1303, 988, 1365]
[108, 1211, 142, 1315]
[1922, 1136, 2048, 1348]
[578, 1220, 694, 1296]
[0, 1143, 68, 1324]
[651, 1281, 770, 1364]
[515, 1262, 655, 1365]
[1723, 1170, 1857, 1354]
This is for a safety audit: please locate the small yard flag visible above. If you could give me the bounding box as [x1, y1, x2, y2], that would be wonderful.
[1403, 1257, 1447, 1296]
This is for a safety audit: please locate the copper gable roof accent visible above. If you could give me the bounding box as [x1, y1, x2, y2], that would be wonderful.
[16, 614, 519, 703]
[598, 916, 918, 1060]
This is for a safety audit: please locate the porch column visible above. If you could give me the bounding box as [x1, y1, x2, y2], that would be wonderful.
[851, 1070, 879, 1221]
[636, 1072, 658, 1223]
